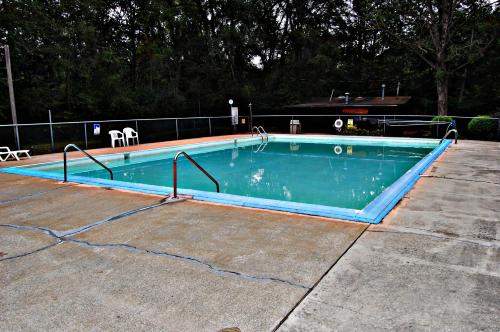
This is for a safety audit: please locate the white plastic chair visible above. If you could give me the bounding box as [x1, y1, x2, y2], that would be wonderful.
[0, 146, 31, 161]
[108, 130, 125, 148]
[123, 127, 139, 146]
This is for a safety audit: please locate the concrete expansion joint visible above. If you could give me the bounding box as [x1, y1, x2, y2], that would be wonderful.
[0, 223, 309, 289]
[420, 174, 500, 186]
[0, 241, 61, 262]
[366, 226, 499, 248]
[0, 223, 63, 240]
[0, 224, 64, 262]
[0, 184, 76, 205]
[271, 224, 370, 332]
[61, 198, 183, 237]
[66, 238, 310, 289]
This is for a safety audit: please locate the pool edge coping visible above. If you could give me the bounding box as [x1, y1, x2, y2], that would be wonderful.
[0, 135, 452, 224]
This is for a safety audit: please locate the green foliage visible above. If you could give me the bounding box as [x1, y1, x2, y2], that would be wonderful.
[0, 0, 498, 122]
[467, 116, 497, 139]
[344, 127, 383, 137]
[432, 115, 457, 132]
[432, 116, 453, 123]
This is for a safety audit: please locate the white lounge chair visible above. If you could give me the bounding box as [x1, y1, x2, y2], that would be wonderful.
[109, 130, 126, 148]
[123, 127, 139, 146]
[0, 146, 31, 161]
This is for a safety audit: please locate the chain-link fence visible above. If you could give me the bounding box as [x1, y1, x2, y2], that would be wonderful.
[0, 116, 250, 155]
[1, 114, 498, 155]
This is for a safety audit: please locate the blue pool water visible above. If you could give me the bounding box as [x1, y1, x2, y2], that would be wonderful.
[4, 135, 450, 222]
[36, 140, 432, 210]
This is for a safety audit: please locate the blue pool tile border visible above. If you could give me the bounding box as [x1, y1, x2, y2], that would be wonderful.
[0, 136, 452, 224]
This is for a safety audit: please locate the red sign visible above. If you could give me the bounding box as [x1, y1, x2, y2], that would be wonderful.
[342, 108, 369, 115]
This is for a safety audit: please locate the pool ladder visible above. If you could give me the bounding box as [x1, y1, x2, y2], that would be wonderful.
[254, 142, 268, 152]
[173, 151, 219, 199]
[252, 126, 269, 142]
[440, 129, 458, 144]
[63, 144, 113, 182]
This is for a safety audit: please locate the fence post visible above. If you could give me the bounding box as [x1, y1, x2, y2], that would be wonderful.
[383, 116, 386, 136]
[48, 110, 55, 152]
[14, 125, 20, 150]
[175, 118, 179, 140]
[497, 118, 500, 140]
[208, 117, 212, 136]
[135, 120, 139, 133]
[83, 122, 88, 149]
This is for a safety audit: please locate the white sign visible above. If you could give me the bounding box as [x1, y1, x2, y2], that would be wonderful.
[231, 107, 238, 125]
[93, 123, 100, 135]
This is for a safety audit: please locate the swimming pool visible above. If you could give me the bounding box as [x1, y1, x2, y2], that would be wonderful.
[1, 135, 451, 223]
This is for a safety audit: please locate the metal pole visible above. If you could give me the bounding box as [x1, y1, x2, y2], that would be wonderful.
[173, 157, 178, 197]
[14, 125, 20, 150]
[208, 117, 212, 136]
[396, 81, 400, 96]
[63, 150, 68, 182]
[83, 122, 88, 149]
[4, 45, 20, 150]
[175, 118, 179, 140]
[135, 120, 139, 133]
[48, 110, 55, 152]
[249, 103, 253, 134]
[383, 116, 386, 136]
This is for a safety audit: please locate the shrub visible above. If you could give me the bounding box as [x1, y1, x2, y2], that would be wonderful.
[467, 116, 497, 139]
[432, 115, 453, 123]
[344, 126, 382, 136]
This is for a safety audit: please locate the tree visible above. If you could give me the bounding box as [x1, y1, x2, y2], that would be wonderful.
[372, 0, 498, 115]
[0, 0, 498, 122]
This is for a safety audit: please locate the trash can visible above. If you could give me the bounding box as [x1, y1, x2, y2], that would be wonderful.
[290, 120, 301, 134]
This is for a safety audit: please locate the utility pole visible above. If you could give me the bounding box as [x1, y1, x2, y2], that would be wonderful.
[4, 45, 20, 149]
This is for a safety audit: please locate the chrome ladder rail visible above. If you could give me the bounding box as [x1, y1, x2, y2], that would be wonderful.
[440, 129, 458, 144]
[251, 126, 269, 142]
[63, 144, 113, 182]
[173, 151, 219, 198]
[254, 141, 268, 153]
[258, 126, 269, 140]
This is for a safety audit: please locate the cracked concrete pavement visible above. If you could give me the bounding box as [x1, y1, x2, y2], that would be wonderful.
[1, 139, 498, 331]
[278, 140, 500, 331]
[0, 171, 365, 331]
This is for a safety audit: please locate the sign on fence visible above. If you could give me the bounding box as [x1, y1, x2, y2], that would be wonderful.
[231, 107, 238, 125]
[93, 123, 100, 135]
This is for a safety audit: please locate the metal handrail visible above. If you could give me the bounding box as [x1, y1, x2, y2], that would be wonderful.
[440, 129, 458, 144]
[254, 142, 268, 152]
[258, 126, 268, 136]
[259, 126, 269, 141]
[251, 126, 263, 140]
[63, 144, 113, 182]
[252, 114, 499, 120]
[0, 114, 499, 127]
[173, 151, 219, 198]
[252, 126, 268, 142]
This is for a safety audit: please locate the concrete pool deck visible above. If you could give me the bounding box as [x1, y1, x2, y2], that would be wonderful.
[0, 136, 498, 331]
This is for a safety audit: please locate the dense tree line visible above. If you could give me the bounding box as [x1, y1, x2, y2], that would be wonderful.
[0, 0, 498, 123]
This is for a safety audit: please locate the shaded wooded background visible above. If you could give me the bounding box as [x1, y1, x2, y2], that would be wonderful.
[0, 0, 498, 123]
